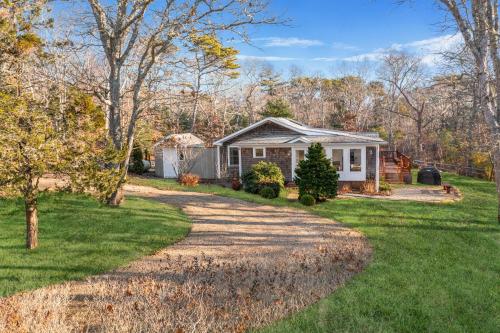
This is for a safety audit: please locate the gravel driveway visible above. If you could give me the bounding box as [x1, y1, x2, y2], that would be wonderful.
[1, 184, 371, 332]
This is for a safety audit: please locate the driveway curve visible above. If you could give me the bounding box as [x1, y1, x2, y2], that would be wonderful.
[1, 184, 371, 333]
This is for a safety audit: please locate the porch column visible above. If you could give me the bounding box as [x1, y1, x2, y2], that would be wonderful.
[376, 145, 380, 192]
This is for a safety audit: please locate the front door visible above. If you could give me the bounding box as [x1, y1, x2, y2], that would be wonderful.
[292, 148, 306, 179]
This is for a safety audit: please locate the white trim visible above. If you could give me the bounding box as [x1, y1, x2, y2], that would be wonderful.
[288, 137, 311, 144]
[253, 147, 266, 158]
[213, 117, 386, 146]
[227, 146, 240, 167]
[238, 148, 242, 177]
[216, 146, 221, 179]
[330, 148, 344, 172]
[291, 147, 307, 179]
[375, 145, 380, 192]
[349, 148, 363, 173]
[214, 118, 309, 145]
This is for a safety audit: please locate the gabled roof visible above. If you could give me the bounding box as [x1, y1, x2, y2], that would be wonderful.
[213, 117, 386, 145]
[154, 133, 204, 148]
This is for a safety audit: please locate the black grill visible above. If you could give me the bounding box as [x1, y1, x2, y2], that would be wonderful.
[417, 166, 441, 185]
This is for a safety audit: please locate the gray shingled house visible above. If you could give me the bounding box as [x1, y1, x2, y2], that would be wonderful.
[213, 117, 386, 190]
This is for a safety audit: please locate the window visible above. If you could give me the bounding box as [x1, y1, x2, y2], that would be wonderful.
[350, 149, 362, 172]
[229, 147, 239, 166]
[178, 152, 185, 161]
[253, 147, 266, 158]
[295, 149, 305, 167]
[331, 149, 343, 171]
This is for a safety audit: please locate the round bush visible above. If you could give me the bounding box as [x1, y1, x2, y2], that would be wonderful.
[260, 186, 277, 199]
[242, 161, 284, 196]
[300, 194, 316, 206]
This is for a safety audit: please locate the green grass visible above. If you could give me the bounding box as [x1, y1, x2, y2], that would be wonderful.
[0, 192, 191, 297]
[131, 174, 500, 332]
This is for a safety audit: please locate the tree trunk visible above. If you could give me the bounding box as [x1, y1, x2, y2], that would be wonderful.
[416, 117, 423, 160]
[108, 65, 122, 149]
[107, 186, 124, 206]
[492, 143, 500, 223]
[25, 200, 38, 250]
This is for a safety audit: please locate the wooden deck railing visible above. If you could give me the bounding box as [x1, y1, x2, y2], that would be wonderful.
[380, 150, 412, 182]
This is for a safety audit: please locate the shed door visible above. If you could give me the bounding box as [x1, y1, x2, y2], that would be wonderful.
[163, 148, 178, 178]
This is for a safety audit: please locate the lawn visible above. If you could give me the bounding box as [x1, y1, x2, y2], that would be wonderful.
[130, 174, 500, 332]
[0, 193, 191, 297]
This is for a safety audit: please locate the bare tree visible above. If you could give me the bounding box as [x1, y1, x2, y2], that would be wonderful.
[438, 0, 500, 221]
[82, 0, 276, 205]
[379, 53, 448, 159]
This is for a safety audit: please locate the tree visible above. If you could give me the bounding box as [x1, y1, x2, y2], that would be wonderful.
[0, 96, 62, 249]
[437, 0, 500, 222]
[0, 0, 50, 250]
[84, 0, 276, 206]
[294, 143, 339, 201]
[260, 98, 293, 118]
[379, 53, 446, 160]
[129, 145, 145, 174]
[183, 34, 239, 132]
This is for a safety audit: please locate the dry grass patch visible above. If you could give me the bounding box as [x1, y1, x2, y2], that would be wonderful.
[1, 240, 369, 333]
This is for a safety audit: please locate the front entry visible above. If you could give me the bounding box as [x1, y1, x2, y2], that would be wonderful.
[291, 148, 306, 179]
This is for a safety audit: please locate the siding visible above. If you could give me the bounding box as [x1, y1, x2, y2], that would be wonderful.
[220, 121, 300, 179]
[190, 148, 218, 179]
[241, 147, 293, 181]
[154, 147, 164, 178]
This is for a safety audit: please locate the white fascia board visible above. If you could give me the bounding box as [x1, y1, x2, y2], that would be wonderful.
[213, 118, 309, 145]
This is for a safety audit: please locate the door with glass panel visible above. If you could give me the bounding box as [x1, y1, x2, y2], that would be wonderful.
[292, 148, 306, 179]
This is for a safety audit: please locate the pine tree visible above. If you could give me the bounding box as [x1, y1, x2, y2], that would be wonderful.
[129, 145, 145, 174]
[260, 98, 293, 118]
[294, 143, 339, 201]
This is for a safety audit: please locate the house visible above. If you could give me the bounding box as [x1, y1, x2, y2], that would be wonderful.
[213, 117, 387, 190]
[154, 133, 205, 178]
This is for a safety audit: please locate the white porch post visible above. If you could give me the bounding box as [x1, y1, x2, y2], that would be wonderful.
[216, 146, 221, 179]
[375, 145, 380, 192]
[238, 148, 242, 178]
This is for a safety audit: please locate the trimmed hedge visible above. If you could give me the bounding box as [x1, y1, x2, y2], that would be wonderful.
[300, 194, 316, 206]
[242, 161, 285, 197]
[260, 186, 277, 199]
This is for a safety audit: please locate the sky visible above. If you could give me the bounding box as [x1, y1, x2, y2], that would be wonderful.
[234, 0, 461, 76]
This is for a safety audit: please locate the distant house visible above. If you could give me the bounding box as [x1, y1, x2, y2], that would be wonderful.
[213, 117, 386, 190]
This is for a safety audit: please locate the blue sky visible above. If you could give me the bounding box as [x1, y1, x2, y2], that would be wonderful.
[235, 0, 459, 75]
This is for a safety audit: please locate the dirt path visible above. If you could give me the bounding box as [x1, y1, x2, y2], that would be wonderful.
[1, 185, 371, 333]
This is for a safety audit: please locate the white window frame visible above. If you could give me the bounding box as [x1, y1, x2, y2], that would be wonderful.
[228, 146, 240, 166]
[349, 148, 363, 172]
[331, 148, 344, 172]
[253, 147, 266, 158]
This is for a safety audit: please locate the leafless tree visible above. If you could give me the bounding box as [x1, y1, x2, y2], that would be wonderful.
[81, 0, 276, 205]
[438, 0, 500, 221]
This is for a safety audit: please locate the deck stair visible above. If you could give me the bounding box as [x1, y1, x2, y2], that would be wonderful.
[380, 150, 412, 184]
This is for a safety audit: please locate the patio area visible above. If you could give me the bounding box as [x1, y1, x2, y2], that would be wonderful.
[340, 185, 461, 203]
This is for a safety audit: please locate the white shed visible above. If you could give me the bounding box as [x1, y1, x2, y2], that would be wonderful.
[154, 133, 205, 178]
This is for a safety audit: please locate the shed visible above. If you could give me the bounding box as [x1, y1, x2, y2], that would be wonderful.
[154, 133, 205, 178]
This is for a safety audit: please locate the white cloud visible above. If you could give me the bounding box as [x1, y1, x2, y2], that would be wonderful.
[254, 37, 324, 48]
[313, 57, 339, 62]
[338, 34, 463, 66]
[332, 42, 360, 51]
[237, 55, 298, 62]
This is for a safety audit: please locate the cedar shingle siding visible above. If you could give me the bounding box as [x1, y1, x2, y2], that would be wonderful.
[241, 147, 293, 181]
[220, 122, 300, 180]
